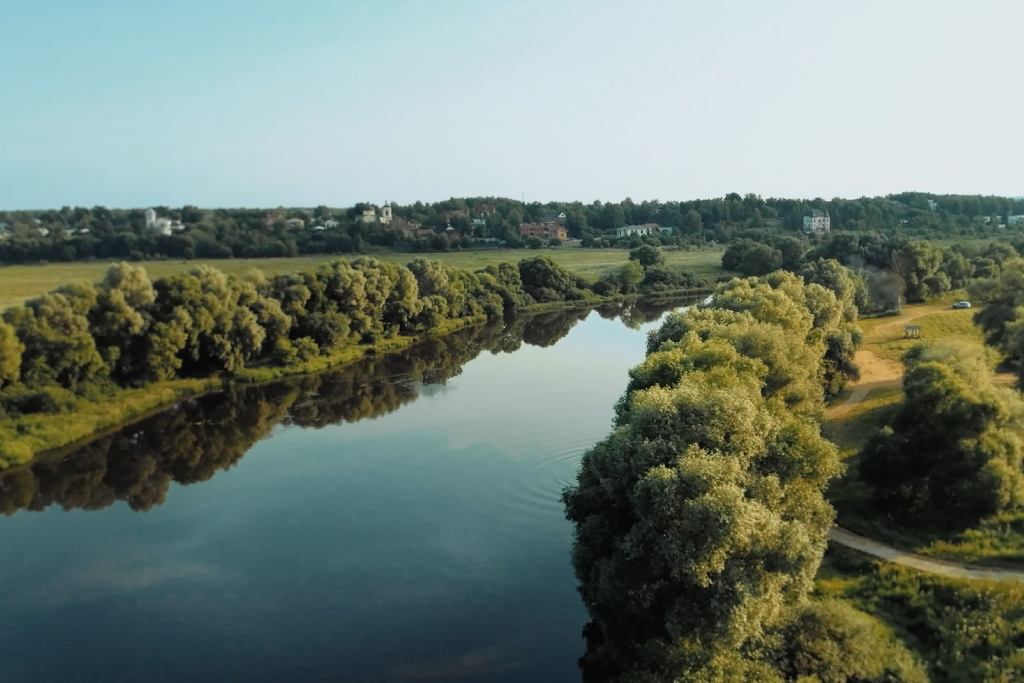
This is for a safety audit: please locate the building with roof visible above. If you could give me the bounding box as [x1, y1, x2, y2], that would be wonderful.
[614, 223, 660, 238]
[803, 209, 830, 234]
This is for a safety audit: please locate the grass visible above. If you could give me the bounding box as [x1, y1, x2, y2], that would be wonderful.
[816, 545, 1024, 683]
[0, 247, 728, 310]
[857, 309, 984, 366]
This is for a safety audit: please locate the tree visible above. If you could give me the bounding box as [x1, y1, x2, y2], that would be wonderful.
[564, 279, 844, 680]
[770, 600, 927, 683]
[518, 255, 579, 302]
[629, 244, 665, 268]
[681, 209, 704, 235]
[0, 320, 24, 388]
[860, 341, 1024, 528]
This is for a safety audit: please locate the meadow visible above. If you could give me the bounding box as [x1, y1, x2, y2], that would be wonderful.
[0, 247, 727, 310]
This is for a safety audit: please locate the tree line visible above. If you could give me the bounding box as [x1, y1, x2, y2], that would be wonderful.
[0, 298, 697, 515]
[562, 268, 926, 681]
[3, 192, 1022, 264]
[723, 231, 1024, 312]
[0, 253, 701, 459]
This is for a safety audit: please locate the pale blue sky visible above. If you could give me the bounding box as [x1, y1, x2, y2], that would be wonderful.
[1, 0, 1021, 209]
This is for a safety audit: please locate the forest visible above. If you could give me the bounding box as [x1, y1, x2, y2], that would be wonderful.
[1, 192, 1022, 264]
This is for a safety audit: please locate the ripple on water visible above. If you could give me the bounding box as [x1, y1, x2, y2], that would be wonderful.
[497, 435, 594, 529]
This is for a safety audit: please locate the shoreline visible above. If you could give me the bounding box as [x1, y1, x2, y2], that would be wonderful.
[0, 288, 710, 468]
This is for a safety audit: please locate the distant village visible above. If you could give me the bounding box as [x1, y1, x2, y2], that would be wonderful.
[243, 202, 676, 248]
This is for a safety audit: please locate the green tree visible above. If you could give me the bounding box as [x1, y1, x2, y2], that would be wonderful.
[0, 319, 24, 388]
[860, 341, 1024, 528]
[565, 281, 844, 680]
[629, 244, 665, 268]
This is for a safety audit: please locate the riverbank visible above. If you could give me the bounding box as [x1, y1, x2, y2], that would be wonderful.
[0, 289, 708, 468]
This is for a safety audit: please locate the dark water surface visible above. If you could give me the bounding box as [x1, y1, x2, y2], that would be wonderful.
[0, 300, 691, 683]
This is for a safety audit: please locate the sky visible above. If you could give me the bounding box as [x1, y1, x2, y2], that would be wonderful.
[1, 0, 1021, 209]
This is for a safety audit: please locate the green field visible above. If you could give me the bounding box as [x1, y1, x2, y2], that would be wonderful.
[0, 247, 727, 310]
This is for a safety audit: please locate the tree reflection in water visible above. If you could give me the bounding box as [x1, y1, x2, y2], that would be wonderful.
[0, 297, 694, 517]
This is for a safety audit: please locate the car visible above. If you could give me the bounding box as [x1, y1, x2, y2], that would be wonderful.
[952, 301, 972, 309]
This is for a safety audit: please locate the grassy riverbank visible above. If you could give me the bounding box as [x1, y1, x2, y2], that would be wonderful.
[0, 247, 727, 309]
[0, 288, 709, 468]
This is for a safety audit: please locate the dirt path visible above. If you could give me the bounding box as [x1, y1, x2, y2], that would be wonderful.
[826, 305, 1024, 581]
[829, 528, 1024, 581]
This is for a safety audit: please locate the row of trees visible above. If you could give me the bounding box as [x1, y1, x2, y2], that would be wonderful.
[562, 269, 924, 680]
[3, 192, 1023, 264]
[724, 232, 1024, 311]
[0, 254, 706, 422]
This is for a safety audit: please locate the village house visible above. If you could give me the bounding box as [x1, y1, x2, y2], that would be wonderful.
[285, 218, 305, 230]
[324, 219, 339, 228]
[803, 209, 830, 234]
[391, 215, 427, 240]
[1007, 215, 1024, 226]
[520, 222, 568, 241]
[614, 223, 660, 238]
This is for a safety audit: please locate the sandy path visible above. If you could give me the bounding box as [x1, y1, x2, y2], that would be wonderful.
[826, 306, 1024, 581]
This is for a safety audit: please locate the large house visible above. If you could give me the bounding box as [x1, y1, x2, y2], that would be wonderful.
[474, 202, 496, 218]
[392, 215, 431, 240]
[803, 209, 830, 234]
[520, 221, 568, 241]
[614, 223, 663, 238]
[285, 218, 306, 230]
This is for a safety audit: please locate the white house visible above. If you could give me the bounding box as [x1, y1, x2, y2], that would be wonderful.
[803, 209, 830, 234]
[153, 217, 185, 236]
[324, 219, 339, 228]
[614, 224, 659, 238]
[1007, 215, 1024, 226]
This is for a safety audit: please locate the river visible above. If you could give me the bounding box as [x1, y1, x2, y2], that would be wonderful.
[0, 298, 696, 683]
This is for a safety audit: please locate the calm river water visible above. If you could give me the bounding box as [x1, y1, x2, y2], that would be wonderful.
[0, 299, 693, 683]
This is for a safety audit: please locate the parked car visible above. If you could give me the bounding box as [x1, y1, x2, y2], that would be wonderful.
[952, 301, 971, 309]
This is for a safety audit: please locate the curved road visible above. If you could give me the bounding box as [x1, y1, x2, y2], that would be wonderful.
[826, 307, 1024, 582]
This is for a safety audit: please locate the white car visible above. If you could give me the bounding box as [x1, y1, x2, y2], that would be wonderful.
[952, 301, 971, 309]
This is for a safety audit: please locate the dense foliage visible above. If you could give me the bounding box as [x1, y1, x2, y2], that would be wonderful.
[859, 340, 1024, 529]
[723, 232, 1024, 311]
[562, 271, 922, 681]
[0, 254, 706, 463]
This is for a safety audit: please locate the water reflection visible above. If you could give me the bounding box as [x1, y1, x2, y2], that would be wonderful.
[0, 297, 694, 517]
